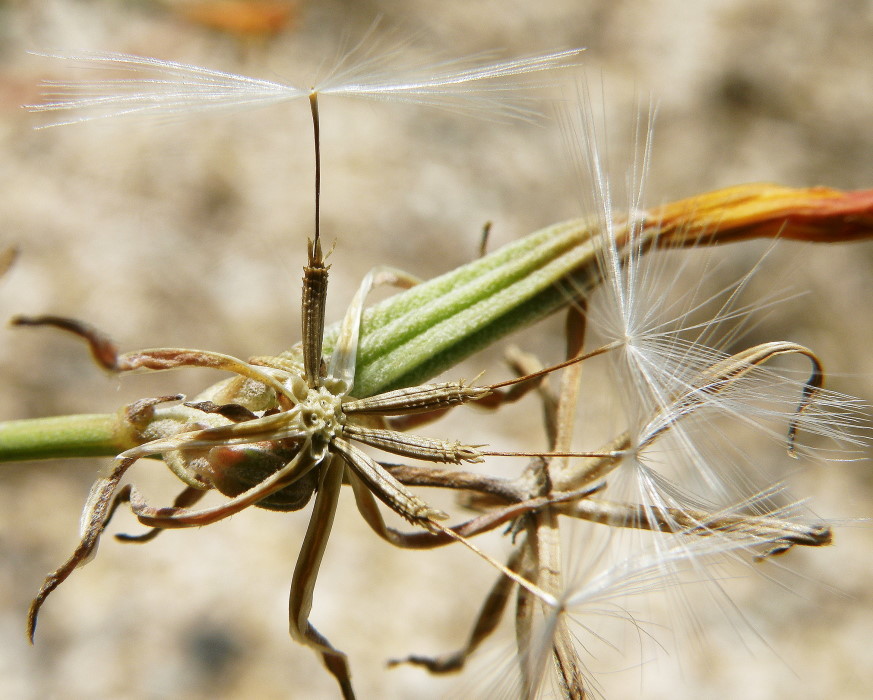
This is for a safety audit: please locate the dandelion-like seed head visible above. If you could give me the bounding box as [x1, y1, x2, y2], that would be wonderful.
[14, 26, 873, 700]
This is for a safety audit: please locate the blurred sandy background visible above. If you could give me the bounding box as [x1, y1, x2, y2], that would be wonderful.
[1, 1, 872, 698]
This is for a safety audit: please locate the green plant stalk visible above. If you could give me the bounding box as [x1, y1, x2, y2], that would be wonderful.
[329, 218, 600, 395]
[0, 413, 136, 461]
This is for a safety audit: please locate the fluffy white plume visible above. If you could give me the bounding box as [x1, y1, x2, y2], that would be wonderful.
[27, 42, 584, 127]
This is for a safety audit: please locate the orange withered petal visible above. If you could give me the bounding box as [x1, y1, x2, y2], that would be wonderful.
[648, 183, 873, 246]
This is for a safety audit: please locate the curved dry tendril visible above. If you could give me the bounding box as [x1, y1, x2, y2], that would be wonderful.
[560, 497, 832, 551]
[635, 340, 825, 459]
[126, 444, 318, 528]
[27, 457, 137, 641]
[696, 341, 823, 456]
[118, 348, 292, 395]
[11, 315, 119, 370]
[115, 486, 206, 542]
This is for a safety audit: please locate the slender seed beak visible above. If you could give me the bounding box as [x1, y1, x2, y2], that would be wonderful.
[309, 91, 321, 253]
[302, 92, 328, 387]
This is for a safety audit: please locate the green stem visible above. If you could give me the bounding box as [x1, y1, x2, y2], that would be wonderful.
[326, 217, 597, 396]
[0, 413, 137, 461]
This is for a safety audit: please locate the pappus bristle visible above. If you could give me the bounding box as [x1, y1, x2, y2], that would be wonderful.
[27, 40, 584, 128]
